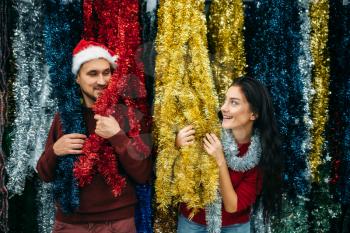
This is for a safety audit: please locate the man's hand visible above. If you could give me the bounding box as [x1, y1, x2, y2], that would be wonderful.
[53, 133, 87, 156]
[175, 125, 195, 147]
[203, 133, 226, 167]
[94, 114, 121, 139]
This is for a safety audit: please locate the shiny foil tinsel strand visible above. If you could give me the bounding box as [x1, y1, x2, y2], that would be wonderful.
[43, 0, 84, 214]
[140, 0, 158, 105]
[297, 0, 313, 193]
[244, 1, 310, 231]
[328, 1, 350, 206]
[208, 0, 246, 104]
[0, 0, 9, 231]
[309, 1, 341, 231]
[310, 142, 341, 232]
[82, 0, 153, 232]
[337, 2, 350, 205]
[36, 181, 55, 233]
[244, 0, 309, 196]
[154, 0, 220, 230]
[309, 0, 330, 183]
[6, 0, 49, 196]
[270, 195, 309, 233]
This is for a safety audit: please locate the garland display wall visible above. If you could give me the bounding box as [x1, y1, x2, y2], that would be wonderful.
[0, 0, 349, 233]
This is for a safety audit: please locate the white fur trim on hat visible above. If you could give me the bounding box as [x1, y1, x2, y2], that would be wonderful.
[72, 46, 117, 75]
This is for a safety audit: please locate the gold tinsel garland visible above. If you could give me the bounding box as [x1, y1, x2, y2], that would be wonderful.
[208, 0, 246, 103]
[154, 0, 220, 216]
[309, 0, 330, 182]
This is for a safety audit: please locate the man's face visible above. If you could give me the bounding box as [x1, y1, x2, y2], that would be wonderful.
[76, 58, 112, 107]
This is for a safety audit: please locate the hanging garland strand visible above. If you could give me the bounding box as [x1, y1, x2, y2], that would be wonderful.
[6, 0, 53, 197]
[0, 0, 9, 231]
[81, 1, 153, 232]
[309, 1, 341, 232]
[297, 0, 313, 191]
[155, 0, 220, 214]
[208, 0, 246, 103]
[43, 0, 84, 214]
[244, 0, 309, 231]
[140, 0, 158, 105]
[328, 1, 350, 203]
[244, 0, 309, 196]
[309, 0, 330, 183]
[36, 182, 55, 233]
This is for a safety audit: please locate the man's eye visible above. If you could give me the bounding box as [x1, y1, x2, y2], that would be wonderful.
[88, 71, 97, 76]
[103, 70, 111, 75]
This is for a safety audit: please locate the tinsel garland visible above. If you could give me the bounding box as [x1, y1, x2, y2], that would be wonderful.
[208, 0, 246, 103]
[36, 182, 55, 233]
[309, 1, 341, 231]
[328, 1, 350, 205]
[6, 0, 56, 199]
[81, 0, 153, 232]
[297, 0, 313, 193]
[154, 0, 220, 216]
[244, 0, 310, 231]
[309, 0, 330, 183]
[328, 5, 350, 233]
[43, 0, 84, 213]
[310, 140, 341, 232]
[206, 130, 262, 233]
[140, 0, 158, 105]
[0, 0, 9, 231]
[244, 0, 309, 196]
[270, 195, 309, 233]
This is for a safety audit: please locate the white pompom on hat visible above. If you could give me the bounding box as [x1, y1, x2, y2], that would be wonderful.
[72, 39, 118, 75]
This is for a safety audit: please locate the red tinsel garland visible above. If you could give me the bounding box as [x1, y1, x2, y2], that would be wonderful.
[74, 0, 151, 196]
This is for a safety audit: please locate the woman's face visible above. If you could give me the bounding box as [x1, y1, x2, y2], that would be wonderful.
[220, 86, 256, 132]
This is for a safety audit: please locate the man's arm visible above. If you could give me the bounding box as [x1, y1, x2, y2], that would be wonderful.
[36, 114, 87, 182]
[36, 113, 60, 182]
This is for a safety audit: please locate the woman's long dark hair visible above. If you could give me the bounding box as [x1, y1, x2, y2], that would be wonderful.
[230, 77, 284, 218]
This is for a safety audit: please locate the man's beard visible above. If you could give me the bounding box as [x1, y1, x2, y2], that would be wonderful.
[81, 87, 105, 103]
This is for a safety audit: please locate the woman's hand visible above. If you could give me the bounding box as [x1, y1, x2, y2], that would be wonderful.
[203, 133, 226, 167]
[175, 125, 195, 147]
[94, 114, 121, 139]
[53, 133, 87, 156]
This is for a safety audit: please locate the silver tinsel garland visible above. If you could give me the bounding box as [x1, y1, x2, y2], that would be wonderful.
[6, 0, 56, 195]
[298, 0, 313, 181]
[206, 130, 262, 233]
[36, 181, 55, 233]
[5, 1, 57, 232]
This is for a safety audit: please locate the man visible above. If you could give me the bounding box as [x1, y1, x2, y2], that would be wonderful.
[37, 40, 152, 233]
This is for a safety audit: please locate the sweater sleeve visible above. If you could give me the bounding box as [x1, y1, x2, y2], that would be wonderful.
[108, 130, 152, 184]
[36, 113, 61, 182]
[235, 167, 262, 212]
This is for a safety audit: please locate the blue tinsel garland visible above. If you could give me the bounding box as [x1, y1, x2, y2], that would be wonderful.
[244, 0, 309, 197]
[43, 0, 83, 214]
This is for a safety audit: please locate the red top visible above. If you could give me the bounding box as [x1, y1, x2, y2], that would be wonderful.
[36, 107, 152, 223]
[180, 142, 262, 225]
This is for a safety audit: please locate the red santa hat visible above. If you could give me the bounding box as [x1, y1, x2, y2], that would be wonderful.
[72, 39, 118, 75]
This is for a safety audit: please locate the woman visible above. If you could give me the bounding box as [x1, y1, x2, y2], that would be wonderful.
[176, 77, 283, 233]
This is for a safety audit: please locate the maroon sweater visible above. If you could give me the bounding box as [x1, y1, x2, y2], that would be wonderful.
[180, 143, 262, 225]
[36, 107, 152, 223]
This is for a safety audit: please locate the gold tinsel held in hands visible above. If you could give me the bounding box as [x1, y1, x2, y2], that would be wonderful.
[154, 0, 220, 217]
[309, 0, 330, 182]
[208, 0, 246, 103]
